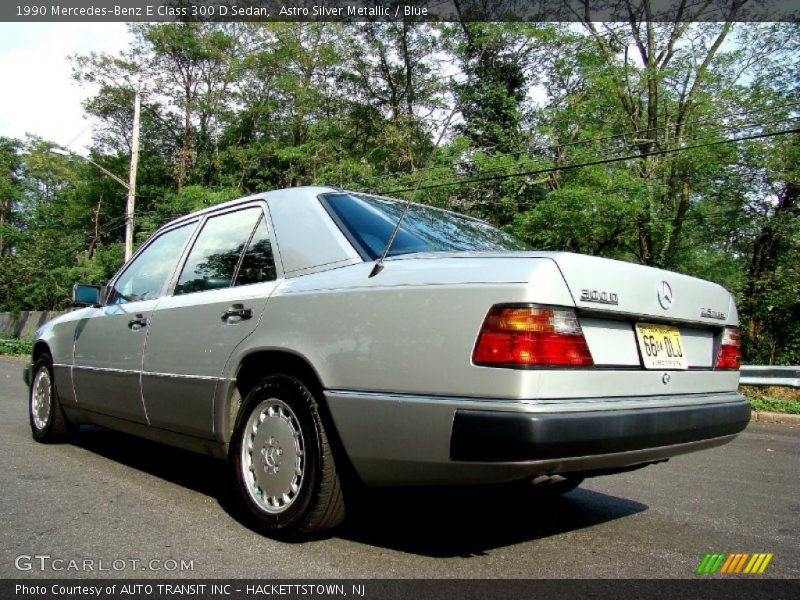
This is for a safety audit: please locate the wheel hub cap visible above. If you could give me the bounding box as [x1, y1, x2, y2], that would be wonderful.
[242, 399, 304, 514]
[31, 368, 51, 431]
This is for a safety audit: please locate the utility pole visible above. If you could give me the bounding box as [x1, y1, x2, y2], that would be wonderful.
[125, 89, 141, 262]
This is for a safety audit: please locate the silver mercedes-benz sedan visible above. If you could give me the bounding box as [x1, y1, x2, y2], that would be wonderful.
[24, 186, 749, 538]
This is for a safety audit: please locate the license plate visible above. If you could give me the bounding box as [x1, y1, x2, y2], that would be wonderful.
[635, 323, 688, 370]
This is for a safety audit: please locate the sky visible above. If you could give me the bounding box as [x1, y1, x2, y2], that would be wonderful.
[0, 23, 133, 152]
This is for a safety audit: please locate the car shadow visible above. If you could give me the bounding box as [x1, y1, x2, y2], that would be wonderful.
[337, 485, 647, 558]
[70, 426, 648, 557]
[71, 425, 236, 501]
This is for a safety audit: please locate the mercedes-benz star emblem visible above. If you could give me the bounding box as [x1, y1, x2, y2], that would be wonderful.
[657, 281, 674, 309]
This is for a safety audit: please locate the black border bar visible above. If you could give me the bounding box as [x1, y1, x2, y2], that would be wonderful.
[4, 579, 800, 600]
[2, 1, 799, 23]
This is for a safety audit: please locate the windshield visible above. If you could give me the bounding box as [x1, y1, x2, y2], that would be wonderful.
[321, 193, 527, 260]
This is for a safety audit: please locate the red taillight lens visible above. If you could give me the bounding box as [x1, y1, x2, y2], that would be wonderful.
[473, 306, 594, 367]
[715, 327, 741, 370]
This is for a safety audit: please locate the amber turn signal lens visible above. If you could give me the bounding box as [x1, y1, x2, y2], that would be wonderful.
[473, 306, 593, 367]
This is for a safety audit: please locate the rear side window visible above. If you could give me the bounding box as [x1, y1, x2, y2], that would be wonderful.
[108, 223, 194, 304]
[235, 217, 277, 285]
[174, 208, 261, 295]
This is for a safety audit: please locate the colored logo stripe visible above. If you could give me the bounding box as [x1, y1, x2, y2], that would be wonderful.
[719, 553, 737, 573]
[696, 553, 726, 573]
[719, 553, 748, 573]
[745, 554, 773, 574]
[697, 553, 773, 574]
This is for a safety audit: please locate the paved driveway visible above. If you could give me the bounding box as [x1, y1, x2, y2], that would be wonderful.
[1, 356, 797, 578]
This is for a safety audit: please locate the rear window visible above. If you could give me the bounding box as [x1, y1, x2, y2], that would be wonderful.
[321, 192, 526, 259]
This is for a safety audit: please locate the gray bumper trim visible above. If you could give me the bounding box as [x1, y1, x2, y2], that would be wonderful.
[450, 397, 750, 462]
[325, 389, 750, 485]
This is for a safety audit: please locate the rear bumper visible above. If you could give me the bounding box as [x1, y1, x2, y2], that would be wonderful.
[325, 390, 750, 486]
[450, 398, 750, 462]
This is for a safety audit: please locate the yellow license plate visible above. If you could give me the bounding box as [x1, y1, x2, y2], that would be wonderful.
[635, 323, 688, 370]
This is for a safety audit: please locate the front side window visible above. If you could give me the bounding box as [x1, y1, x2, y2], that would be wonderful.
[174, 208, 262, 295]
[321, 192, 527, 259]
[108, 223, 194, 304]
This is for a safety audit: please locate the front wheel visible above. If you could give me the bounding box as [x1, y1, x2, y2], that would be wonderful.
[230, 375, 345, 539]
[29, 354, 72, 442]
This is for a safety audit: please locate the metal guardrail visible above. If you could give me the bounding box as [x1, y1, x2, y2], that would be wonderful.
[740, 366, 800, 388]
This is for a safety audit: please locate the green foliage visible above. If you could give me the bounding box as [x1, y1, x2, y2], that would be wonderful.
[0, 334, 32, 357]
[745, 395, 800, 415]
[510, 169, 647, 258]
[1, 22, 798, 365]
[447, 22, 548, 153]
[136, 185, 243, 241]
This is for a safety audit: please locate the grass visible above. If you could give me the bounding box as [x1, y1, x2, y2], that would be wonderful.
[740, 385, 800, 415]
[0, 334, 32, 357]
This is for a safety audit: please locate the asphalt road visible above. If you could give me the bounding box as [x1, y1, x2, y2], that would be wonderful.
[1, 356, 798, 579]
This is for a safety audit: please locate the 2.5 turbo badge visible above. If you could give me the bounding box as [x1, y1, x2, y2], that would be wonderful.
[700, 308, 727, 320]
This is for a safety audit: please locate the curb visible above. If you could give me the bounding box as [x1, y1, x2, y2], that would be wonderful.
[751, 410, 800, 426]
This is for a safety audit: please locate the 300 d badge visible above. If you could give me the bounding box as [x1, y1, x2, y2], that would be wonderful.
[580, 289, 619, 305]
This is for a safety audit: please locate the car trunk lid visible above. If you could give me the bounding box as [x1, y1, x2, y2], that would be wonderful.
[546, 252, 735, 326]
[390, 251, 736, 371]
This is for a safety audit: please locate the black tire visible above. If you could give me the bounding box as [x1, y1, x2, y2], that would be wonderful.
[230, 374, 345, 539]
[29, 354, 72, 443]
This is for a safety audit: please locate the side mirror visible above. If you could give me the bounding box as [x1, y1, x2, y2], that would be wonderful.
[72, 283, 102, 307]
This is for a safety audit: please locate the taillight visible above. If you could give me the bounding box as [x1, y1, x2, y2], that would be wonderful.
[715, 327, 741, 370]
[473, 305, 594, 367]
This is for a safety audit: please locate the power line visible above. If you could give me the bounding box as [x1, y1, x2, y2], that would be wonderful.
[364, 100, 800, 185]
[442, 177, 771, 226]
[374, 115, 799, 191]
[383, 127, 800, 194]
[375, 113, 799, 189]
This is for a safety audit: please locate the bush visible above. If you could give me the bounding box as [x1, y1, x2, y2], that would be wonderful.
[740, 385, 800, 415]
[0, 334, 32, 357]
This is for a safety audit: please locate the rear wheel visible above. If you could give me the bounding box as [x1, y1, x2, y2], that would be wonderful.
[231, 374, 345, 539]
[29, 354, 72, 442]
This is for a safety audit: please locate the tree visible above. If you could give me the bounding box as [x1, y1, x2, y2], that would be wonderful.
[579, 1, 746, 266]
[339, 21, 445, 174]
[3, 20, 795, 364]
[0, 137, 23, 256]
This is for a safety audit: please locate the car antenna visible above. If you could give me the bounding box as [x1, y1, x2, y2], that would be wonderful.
[368, 101, 459, 278]
[369, 198, 414, 278]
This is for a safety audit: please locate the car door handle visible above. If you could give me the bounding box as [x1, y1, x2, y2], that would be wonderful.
[128, 314, 148, 330]
[221, 304, 253, 322]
